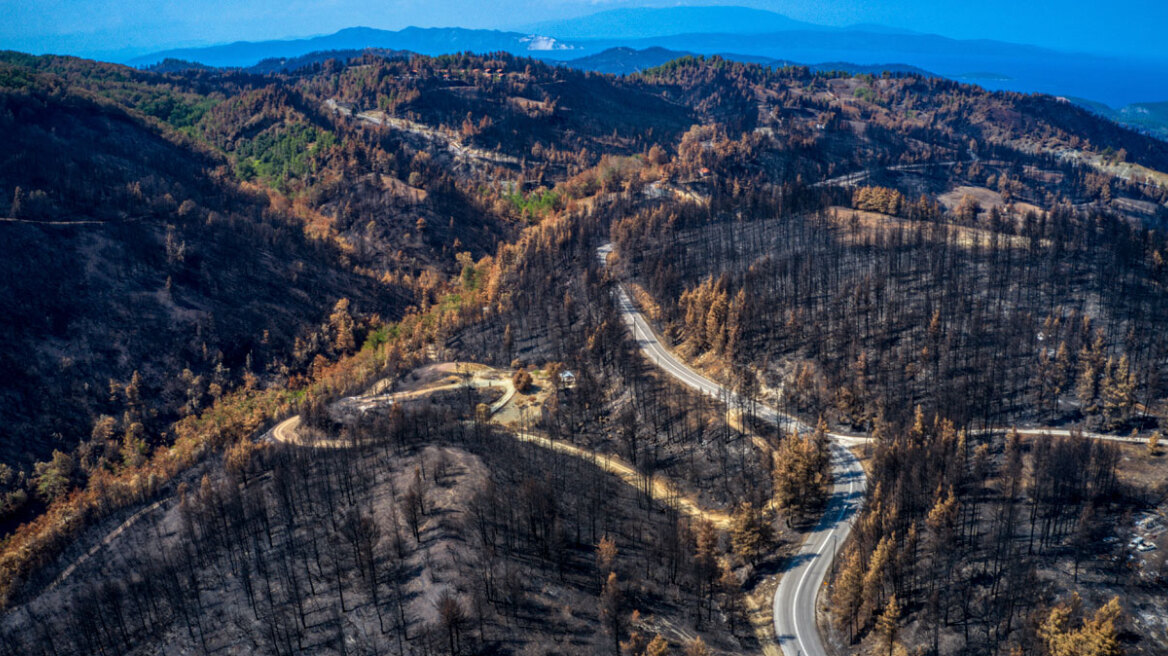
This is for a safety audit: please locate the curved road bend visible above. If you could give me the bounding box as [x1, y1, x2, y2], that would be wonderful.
[268, 374, 517, 447]
[598, 243, 866, 656]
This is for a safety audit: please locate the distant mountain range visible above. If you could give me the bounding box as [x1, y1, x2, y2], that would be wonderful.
[521, 6, 822, 39]
[522, 6, 929, 40]
[127, 26, 575, 69]
[123, 5, 1168, 113]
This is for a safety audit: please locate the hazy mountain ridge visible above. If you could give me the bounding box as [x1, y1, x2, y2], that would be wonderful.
[148, 48, 411, 75]
[126, 26, 578, 69]
[522, 5, 822, 39]
[121, 7, 1168, 109]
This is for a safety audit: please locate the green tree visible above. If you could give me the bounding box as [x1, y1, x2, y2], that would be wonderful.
[121, 418, 148, 468]
[33, 450, 76, 501]
[456, 251, 477, 290]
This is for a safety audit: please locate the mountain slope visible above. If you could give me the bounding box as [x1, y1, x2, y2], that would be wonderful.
[0, 65, 406, 479]
[0, 48, 701, 496]
[1075, 97, 1168, 141]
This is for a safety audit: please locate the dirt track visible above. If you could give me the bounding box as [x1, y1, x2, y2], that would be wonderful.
[269, 363, 731, 527]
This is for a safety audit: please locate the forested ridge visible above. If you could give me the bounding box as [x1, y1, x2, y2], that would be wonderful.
[0, 48, 1166, 656]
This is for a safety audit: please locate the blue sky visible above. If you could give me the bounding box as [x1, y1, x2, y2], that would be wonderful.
[2, 0, 1166, 61]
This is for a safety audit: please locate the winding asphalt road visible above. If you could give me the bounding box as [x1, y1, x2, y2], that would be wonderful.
[773, 445, 864, 656]
[598, 243, 866, 656]
[597, 237, 1149, 656]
